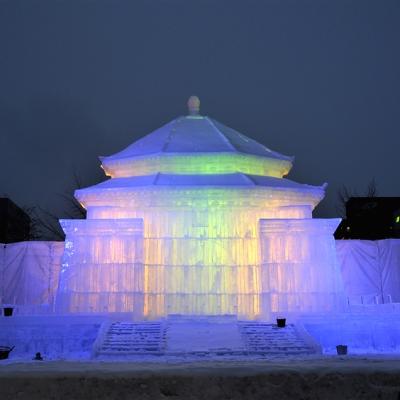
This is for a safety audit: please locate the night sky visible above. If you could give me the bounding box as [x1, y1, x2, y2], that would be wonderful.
[1, 0, 399, 218]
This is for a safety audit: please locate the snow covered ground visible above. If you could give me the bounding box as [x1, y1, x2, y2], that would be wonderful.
[1, 313, 400, 398]
[1, 357, 400, 399]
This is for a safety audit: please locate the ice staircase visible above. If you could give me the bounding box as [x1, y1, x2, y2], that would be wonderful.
[164, 315, 246, 356]
[93, 318, 320, 358]
[94, 321, 166, 357]
[239, 322, 320, 356]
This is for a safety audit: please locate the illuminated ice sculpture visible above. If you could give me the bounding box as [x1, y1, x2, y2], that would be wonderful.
[57, 97, 344, 319]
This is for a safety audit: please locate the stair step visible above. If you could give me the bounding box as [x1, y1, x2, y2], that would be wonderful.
[94, 320, 318, 358]
[96, 321, 166, 357]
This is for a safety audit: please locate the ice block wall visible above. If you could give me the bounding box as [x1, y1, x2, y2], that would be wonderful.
[259, 218, 345, 316]
[57, 194, 339, 319]
[139, 207, 313, 319]
[75, 195, 312, 319]
[56, 219, 144, 314]
[141, 208, 261, 319]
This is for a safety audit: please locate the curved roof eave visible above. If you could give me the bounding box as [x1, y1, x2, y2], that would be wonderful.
[100, 151, 294, 163]
[75, 173, 325, 198]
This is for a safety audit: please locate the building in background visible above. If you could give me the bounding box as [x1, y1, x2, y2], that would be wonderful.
[0, 198, 31, 243]
[335, 197, 400, 240]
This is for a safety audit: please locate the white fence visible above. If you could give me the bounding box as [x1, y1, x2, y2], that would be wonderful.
[0, 241, 64, 307]
[336, 239, 400, 304]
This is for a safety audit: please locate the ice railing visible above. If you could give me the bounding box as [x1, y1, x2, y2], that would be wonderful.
[346, 294, 400, 313]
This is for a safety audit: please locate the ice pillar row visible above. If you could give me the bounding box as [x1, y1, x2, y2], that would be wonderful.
[258, 218, 346, 318]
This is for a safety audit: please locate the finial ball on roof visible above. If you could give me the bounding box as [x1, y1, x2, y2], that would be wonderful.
[187, 96, 200, 115]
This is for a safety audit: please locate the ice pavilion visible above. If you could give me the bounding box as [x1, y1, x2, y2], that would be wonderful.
[56, 96, 344, 319]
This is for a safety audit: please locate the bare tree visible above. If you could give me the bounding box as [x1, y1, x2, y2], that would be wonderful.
[22, 205, 44, 240]
[336, 178, 378, 218]
[336, 185, 356, 218]
[26, 171, 87, 241]
[366, 177, 378, 198]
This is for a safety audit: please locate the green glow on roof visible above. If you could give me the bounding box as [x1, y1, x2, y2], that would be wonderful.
[103, 153, 292, 178]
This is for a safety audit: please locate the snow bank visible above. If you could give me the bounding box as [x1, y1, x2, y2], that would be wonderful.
[302, 311, 400, 354]
[0, 315, 103, 359]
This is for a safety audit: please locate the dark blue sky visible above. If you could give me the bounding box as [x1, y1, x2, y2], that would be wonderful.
[1, 0, 399, 217]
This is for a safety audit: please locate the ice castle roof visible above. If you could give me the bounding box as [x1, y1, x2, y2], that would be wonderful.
[75, 173, 326, 208]
[77, 97, 326, 208]
[77, 173, 324, 192]
[101, 97, 293, 164]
